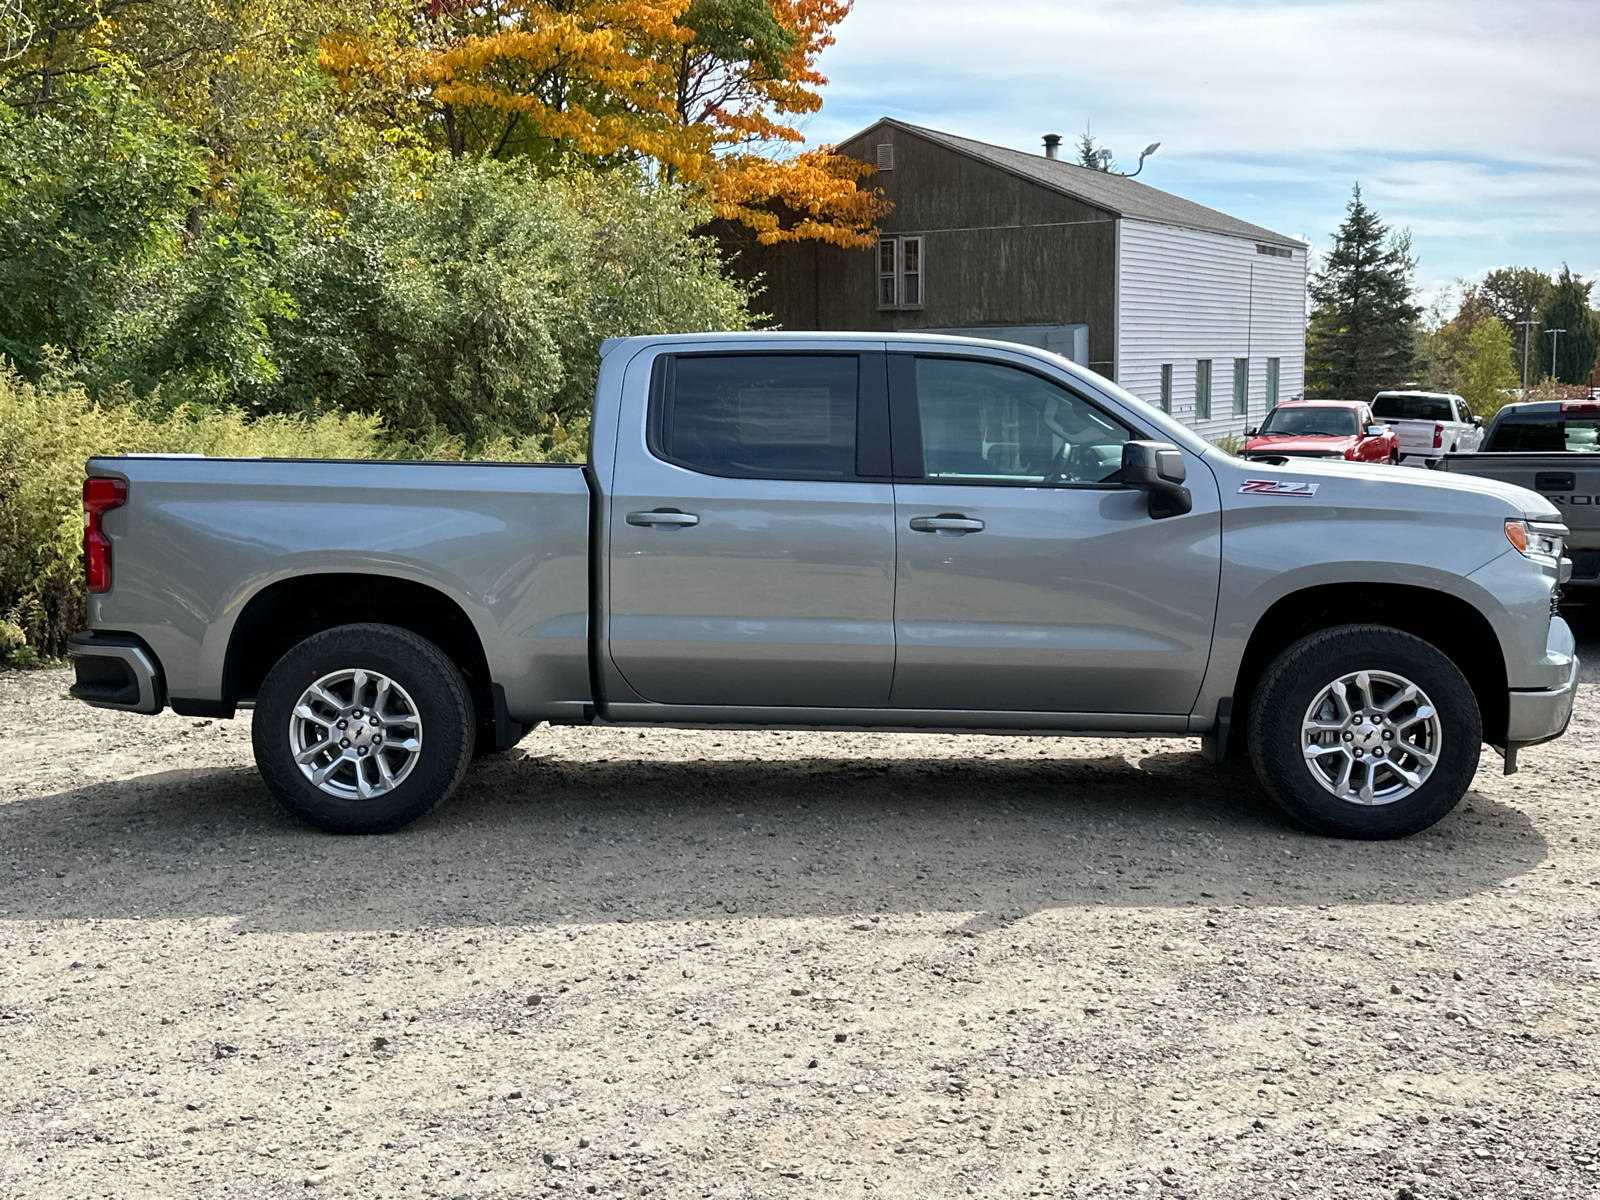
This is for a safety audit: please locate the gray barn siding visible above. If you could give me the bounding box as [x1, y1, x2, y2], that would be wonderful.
[718, 126, 1119, 370]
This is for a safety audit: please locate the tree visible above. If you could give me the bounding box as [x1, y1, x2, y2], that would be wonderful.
[318, 0, 888, 246]
[1075, 126, 1114, 172]
[1536, 265, 1600, 386]
[1476, 267, 1553, 384]
[267, 154, 755, 439]
[1456, 316, 1519, 417]
[1305, 185, 1420, 398]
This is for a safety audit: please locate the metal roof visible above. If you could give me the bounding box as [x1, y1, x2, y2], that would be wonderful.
[857, 119, 1304, 249]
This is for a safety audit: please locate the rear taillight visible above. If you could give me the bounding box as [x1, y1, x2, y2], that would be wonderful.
[1432, 424, 1444, 449]
[83, 477, 127, 594]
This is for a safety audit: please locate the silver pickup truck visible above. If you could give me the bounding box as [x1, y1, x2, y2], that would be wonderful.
[69, 333, 1578, 840]
[1434, 398, 1600, 592]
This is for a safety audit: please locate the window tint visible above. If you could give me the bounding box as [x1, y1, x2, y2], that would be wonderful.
[1487, 416, 1600, 453]
[913, 358, 1131, 485]
[1258, 406, 1358, 436]
[656, 355, 860, 479]
[1372, 394, 1455, 422]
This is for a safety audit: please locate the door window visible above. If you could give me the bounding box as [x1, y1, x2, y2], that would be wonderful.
[652, 355, 860, 480]
[911, 357, 1132, 485]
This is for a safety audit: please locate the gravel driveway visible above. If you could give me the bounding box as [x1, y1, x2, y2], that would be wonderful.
[2, 618, 1598, 1200]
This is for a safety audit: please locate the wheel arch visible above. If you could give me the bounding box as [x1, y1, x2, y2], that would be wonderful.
[223, 573, 495, 728]
[1228, 582, 1509, 754]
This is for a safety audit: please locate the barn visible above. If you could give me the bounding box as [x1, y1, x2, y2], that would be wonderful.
[717, 118, 1309, 439]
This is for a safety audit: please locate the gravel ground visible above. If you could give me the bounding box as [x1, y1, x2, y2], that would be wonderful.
[2, 617, 1598, 1200]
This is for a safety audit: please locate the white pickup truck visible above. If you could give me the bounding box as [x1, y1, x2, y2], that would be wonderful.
[1371, 391, 1484, 464]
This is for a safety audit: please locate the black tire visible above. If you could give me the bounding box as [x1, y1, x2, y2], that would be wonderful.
[1247, 624, 1481, 839]
[1389, 450, 1400, 465]
[253, 623, 475, 834]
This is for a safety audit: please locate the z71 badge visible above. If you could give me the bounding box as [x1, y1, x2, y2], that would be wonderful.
[1240, 479, 1319, 497]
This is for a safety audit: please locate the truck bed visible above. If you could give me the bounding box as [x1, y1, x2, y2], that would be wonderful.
[84, 455, 594, 720]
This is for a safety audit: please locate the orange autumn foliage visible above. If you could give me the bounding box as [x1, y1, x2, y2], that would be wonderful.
[319, 0, 888, 246]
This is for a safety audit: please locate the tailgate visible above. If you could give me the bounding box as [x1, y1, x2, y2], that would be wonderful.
[1393, 420, 1442, 456]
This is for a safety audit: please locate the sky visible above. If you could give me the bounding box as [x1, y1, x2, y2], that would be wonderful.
[798, 0, 1600, 310]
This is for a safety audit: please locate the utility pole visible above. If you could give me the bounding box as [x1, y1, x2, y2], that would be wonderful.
[1547, 328, 1567, 383]
[1517, 319, 1538, 393]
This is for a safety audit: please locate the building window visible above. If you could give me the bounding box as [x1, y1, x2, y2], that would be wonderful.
[877, 142, 894, 171]
[876, 236, 924, 310]
[1195, 359, 1212, 421]
[1159, 363, 1173, 414]
[1266, 357, 1280, 407]
[1233, 358, 1249, 416]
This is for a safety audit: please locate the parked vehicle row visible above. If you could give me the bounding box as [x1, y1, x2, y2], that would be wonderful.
[68, 333, 1576, 842]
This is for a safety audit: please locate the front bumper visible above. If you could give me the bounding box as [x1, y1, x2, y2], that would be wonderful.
[1502, 615, 1579, 771]
[67, 630, 165, 714]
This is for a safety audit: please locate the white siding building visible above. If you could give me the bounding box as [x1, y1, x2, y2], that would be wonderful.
[1116, 221, 1308, 440]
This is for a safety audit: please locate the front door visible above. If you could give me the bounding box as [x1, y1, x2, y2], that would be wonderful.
[607, 351, 897, 708]
[888, 354, 1221, 715]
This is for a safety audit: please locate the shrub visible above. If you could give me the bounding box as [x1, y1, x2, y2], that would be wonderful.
[0, 359, 387, 660]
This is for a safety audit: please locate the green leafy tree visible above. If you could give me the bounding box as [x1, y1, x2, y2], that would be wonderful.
[1457, 316, 1519, 416]
[1305, 185, 1419, 398]
[0, 69, 205, 375]
[1536, 265, 1600, 386]
[268, 154, 754, 442]
[1478, 267, 1552, 384]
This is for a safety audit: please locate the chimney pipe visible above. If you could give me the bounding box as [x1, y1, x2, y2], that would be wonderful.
[1042, 133, 1062, 160]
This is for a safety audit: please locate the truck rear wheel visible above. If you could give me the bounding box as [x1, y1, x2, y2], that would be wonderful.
[252, 623, 475, 834]
[1247, 625, 1481, 839]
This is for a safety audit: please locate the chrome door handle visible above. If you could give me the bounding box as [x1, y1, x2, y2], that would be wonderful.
[626, 509, 700, 528]
[909, 514, 985, 535]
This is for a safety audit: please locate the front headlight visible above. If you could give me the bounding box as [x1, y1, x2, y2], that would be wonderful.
[1505, 518, 1566, 564]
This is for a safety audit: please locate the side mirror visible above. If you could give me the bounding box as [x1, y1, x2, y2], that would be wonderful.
[1244, 427, 1259, 438]
[1366, 425, 1386, 437]
[1122, 440, 1192, 519]
[1471, 414, 1483, 427]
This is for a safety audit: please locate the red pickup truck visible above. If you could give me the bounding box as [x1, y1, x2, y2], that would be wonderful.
[1241, 400, 1399, 464]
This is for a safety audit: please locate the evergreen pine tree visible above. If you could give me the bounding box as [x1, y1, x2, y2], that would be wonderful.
[1305, 185, 1420, 397]
[1536, 266, 1600, 385]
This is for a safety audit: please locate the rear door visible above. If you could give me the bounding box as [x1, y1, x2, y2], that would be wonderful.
[606, 350, 898, 708]
[886, 352, 1222, 715]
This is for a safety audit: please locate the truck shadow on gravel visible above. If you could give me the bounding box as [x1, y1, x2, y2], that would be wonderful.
[0, 748, 1548, 932]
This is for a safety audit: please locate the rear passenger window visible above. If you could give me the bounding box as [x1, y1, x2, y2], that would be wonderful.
[653, 355, 859, 480]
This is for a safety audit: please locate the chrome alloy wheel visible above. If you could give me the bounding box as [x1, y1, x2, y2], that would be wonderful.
[1301, 670, 1441, 806]
[288, 669, 422, 800]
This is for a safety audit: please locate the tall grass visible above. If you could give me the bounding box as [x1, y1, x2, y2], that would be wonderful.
[1, 360, 584, 663]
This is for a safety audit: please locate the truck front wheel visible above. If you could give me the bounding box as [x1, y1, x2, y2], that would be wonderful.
[1247, 625, 1481, 839]
[252, 623, 475, 834]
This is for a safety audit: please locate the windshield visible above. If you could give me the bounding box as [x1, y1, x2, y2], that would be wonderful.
[1257, 406, 1358, 437]
[1373, 393, 1455, 421]
[1487, 415, 1600, 452]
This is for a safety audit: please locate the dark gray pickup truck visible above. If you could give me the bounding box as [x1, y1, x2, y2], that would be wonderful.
[1434, 398, 1600, 592]
[68, 333, 1578, 839]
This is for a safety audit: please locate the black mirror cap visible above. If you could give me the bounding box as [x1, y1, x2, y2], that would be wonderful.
[1122, 440, 1187, 488]
[1244, 427, 1259, 438]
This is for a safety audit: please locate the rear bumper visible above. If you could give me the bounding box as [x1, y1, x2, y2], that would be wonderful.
[67, 631, 165, 715]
